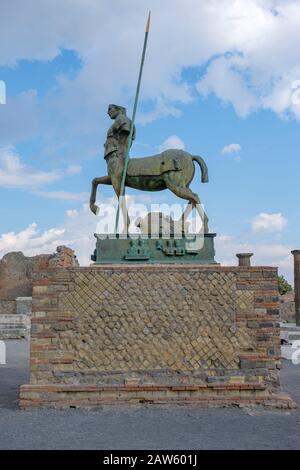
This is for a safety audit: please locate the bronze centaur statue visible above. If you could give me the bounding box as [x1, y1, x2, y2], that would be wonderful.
[89, 104, 209, 232]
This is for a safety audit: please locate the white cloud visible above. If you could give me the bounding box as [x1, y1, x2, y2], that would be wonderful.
[215, 232, 293, 282]
[66, 209, 78, 218]
[0, 223, 66, 256]
[214, 210, 292, 281]
[197, 55, 258, 117]
[66, 165, 82, 175]
[0, 147, 85, 194]
[159, 135, 185, 153]
[0, 195, 148, 265]
[35, 190, 88, 201]
[195, 2, 300, 120]
[221, 143, 242, 155]
[251, 212, 288, 233]
[1, 0, 300, 161]
[0, 146, 62, 188]
[0, 201, 294, 282]
[0, 209, 95, 265]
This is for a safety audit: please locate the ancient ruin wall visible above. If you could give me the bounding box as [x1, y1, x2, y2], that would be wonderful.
[280, 292, 296, 323]
[0, 247, 78, 315]
[20, 264, 295, 408]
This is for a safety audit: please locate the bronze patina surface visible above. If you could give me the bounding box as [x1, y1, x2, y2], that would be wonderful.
[91, 233, 217, 264]
[89, 104, 210, 232]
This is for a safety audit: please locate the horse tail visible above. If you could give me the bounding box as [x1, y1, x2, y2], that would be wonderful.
[192, 155, 209, 183]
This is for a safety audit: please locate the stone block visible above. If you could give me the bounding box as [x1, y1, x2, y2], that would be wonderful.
[16, 297, 32, 315]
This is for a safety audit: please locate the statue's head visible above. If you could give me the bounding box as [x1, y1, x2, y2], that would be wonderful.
[107, 104, 126, 119]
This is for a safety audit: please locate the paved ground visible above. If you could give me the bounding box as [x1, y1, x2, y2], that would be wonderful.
[0, 340, 300, 450]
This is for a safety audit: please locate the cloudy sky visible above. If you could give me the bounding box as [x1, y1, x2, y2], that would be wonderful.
[0, 0, 299, 281]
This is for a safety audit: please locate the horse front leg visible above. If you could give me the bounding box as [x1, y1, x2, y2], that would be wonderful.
[89, 176, 111, 215]
[112, 184, 130, 234]
[119, 195, 130, 234]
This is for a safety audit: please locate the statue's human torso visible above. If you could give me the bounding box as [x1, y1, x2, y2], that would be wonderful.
[104, 114, 135, 159]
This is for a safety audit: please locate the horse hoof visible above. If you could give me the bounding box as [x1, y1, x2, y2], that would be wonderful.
[90, 204, 99, 215]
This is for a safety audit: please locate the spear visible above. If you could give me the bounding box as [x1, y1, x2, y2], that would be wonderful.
[114, 11, 151, 234]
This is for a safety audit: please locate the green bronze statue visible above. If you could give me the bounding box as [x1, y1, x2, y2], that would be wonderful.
[89, 104, 209, 232]
[89, 16, 216, 263]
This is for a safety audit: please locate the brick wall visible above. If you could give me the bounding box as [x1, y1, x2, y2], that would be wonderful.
[20, 265, 296, 408]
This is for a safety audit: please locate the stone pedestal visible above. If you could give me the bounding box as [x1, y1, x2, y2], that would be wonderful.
[19, 264, 296, 409]
[92, 233, 217, 264]
[236, 253, 253, 267]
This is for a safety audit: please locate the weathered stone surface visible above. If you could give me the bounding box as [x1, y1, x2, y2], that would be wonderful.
[0, 299, 16, 315]
[19, 264, 292, 408]
[0, 247, 78, 315]
[280, 291, 295, 323]
[0, 252, 41, 301]
[0, 314, 28, 339]
[56, 269, 252, 375]
[16, 297, 32, 315]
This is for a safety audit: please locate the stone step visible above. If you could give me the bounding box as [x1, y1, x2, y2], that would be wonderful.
[0, 332, 26, 339]
[0, 324, 25, 329]
[284, 327, 300, 333]
[0, 329, 26, 337]
[280, 323, 300, 332]
[289, 333, 300, 341]
[0, 314, 29, 339]
[0, 320, 26, 324]
[0, 327, 26, 333]
[0, 314, 27, 322]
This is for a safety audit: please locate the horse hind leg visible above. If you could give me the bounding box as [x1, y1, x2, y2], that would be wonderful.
[164, 178, 209, 233]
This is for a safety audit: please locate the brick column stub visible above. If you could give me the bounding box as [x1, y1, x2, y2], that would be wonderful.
[236, 253, 254, 267]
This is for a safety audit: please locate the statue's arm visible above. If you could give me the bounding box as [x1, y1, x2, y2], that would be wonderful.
[115, 116, 135, 139]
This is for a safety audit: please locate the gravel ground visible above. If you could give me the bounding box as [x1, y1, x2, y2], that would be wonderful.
[0, 340, 299, 450]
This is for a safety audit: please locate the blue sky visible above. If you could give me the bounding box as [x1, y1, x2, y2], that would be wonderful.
[0, 0, 299, 281]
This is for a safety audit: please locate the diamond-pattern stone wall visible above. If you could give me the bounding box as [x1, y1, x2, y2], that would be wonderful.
[58, 270, 253, 375]
[21, 264, 295, 408]
[26, 265, 281, 393]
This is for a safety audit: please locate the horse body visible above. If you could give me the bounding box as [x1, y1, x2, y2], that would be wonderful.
[126, 174, 166, 191]
[124, 150, 196, 192]
[89, 149, 209, 232]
